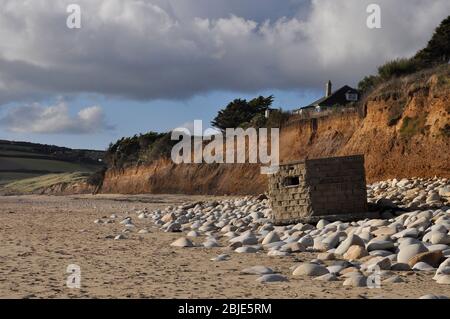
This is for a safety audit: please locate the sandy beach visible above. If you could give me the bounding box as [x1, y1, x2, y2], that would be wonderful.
[1, 194, 449, 299]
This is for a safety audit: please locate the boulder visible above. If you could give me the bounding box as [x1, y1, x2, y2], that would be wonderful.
[335, 234, 365, 255]
[292, 263, 329, 277]
[170, 237, 194, 247]
[344, 245, 369, 260]
[397, 243, 428, 263]
[408, 250, 444, 268]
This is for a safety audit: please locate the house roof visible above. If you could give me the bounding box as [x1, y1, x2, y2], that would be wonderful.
[295, 85, 359, 111]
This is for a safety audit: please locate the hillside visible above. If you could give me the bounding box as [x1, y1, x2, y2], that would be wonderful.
[0, 140, 105, 192]
[100, 65, 450, 195]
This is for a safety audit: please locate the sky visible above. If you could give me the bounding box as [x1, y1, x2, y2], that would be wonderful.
[0, 0, 449, 150]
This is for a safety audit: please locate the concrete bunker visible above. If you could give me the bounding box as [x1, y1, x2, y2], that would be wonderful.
[268, 155, 370, 224]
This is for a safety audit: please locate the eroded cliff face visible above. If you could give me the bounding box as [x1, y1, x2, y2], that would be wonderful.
[101, 67, 450, 195]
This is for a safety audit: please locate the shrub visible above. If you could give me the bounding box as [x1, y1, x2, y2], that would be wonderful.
[358, 75, 380, 93]
[377, 58, 419, 80]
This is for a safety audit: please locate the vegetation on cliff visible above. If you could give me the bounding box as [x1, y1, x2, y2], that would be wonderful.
[358, 15, 450, 93]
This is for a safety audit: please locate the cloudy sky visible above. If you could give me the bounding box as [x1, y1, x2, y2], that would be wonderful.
[0, 0, 448, 149]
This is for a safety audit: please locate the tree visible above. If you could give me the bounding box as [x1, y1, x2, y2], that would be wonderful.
[414, 15, 450, 66]
[211, 95, 273, 131]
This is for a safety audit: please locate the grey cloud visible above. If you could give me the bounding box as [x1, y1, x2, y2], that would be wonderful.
[0, 101, 114, 134]
[0, 0, 448, 106]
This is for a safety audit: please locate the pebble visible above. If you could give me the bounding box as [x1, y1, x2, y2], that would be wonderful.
[343, 275, 368, 287]
[344, 245, 368, 260]
[397, 243, 428, 263]
[412, 262, 435, 271]
[234, 246, 258, 253]
[292, 263, 329, 277]
[170, 237, 194, 248]
[383, 275, 404, 283]
[261, 231, 281, 245]
[314, 273, 338, 281]
[210, 254, 230, 261]
[408, 250, 443, 268]
[256, 274, 288, 283]
[241, 266, 274, 275]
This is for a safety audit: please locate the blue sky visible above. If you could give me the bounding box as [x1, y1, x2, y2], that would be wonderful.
[0, 0, 448, 150]
[0, 89, 322, 149]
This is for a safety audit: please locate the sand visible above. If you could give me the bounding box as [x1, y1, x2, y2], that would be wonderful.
[0, 194, 449, 299]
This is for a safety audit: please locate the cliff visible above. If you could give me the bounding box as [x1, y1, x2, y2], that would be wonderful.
[101, 66, 450, 195]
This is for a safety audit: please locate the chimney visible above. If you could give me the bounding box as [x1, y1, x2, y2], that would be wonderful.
[325, 80, 332, 97]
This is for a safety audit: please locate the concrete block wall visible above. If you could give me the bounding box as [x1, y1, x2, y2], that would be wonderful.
[268, 155, 367, 224]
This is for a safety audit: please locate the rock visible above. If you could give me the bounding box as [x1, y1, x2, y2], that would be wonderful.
[267, 248, 290, 256]
[339, 267, 360, 275]
[343, 275, 368, 287]
[397, 243, 428, 263]
[281, 242, 306, 253]
[372, 227, 397, 237]
[298, 235, 314, 247]
[234, 246, 258, 253]
[321, 232, 342, 249]
[138, 212, 146, 219]
[261, 231, 281, 245]
[210, 254, 230, 261]
[114, 234, 126, 240]
[317, 252, 336, 261]
[383, 275, 404, 283]
[292, 263, 329, 277]
[165, 222, 181, 232]
[242, 266, 274, 275]
[335, 234, 365, 255]
[366, 239, 395, 252]
[187, 230, 200, 237]
[435, 258, 450, 276]
[170, 237, 194, 248]
[327, 264, 346, 274]
[392, 228, 419, 239]
[431, 232, 450, 245]
[138, 229, 149, 234]
[427, 244, 449, 252]
[256, 274, 288, 283]
[344, 245, 369, 260]
[438, 186, 450, 198]
[369, 250, 393, 257]
[408, 250, 444, 268]
[412, 262, 435, 271]
[391, 263, 411, 271]
[363, 256, 391, 271]
[203, 239, 220, 248]
[314, 273, 338, 281]
[230, 232, 258, 245]
[317, 219, 330, 229]
[161, 212, 175, 223]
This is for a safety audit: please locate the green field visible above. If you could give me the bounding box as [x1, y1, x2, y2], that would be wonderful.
[0, 140, 104, 190]
[1, 172, 91, 194]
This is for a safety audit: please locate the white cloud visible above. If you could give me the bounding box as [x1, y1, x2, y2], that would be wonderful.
[0, 101, 114, 134]
[0, 0, 448, 105]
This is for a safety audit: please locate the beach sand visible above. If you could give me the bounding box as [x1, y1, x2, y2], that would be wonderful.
[0, 194, 449, 299]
